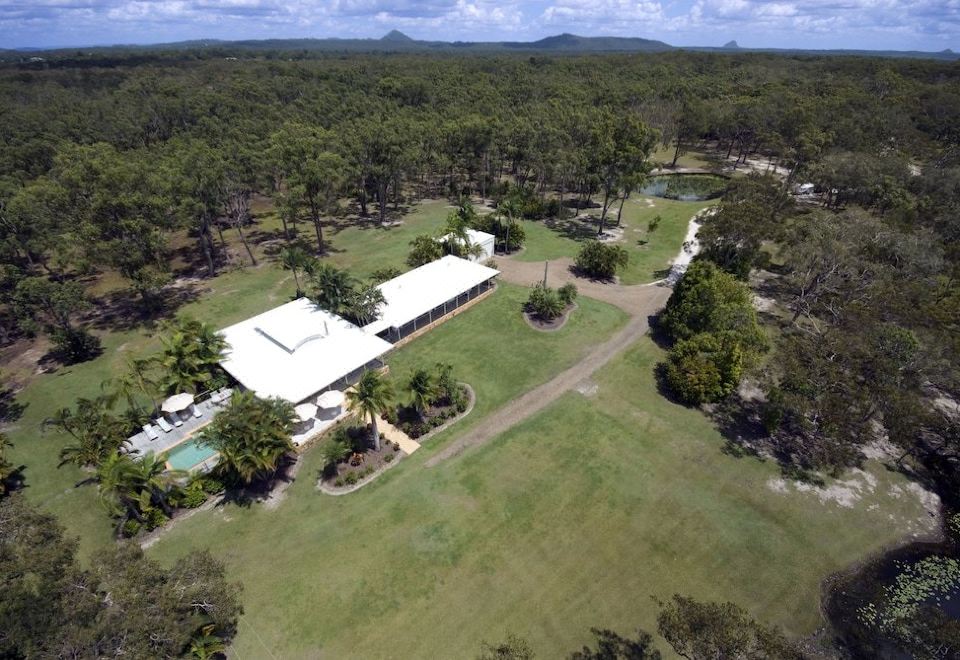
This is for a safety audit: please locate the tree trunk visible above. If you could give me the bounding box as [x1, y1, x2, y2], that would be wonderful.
[371, 413, 381, 452]
[279, 214, 290, 242]
[199, 218, 215, 277]
[616, 190, 628, 227]
[235, 222, 257, 266]
[308, 197, 324, 254]
[672, 136, 682, 167]
[378, 182, 388, 225]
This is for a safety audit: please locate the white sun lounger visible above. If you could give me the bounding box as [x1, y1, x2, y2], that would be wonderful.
[156, 417, 174, 433]
[171, 414, 183, 428]
[142, 424, 160, 441]
[192, 404, 202, 418]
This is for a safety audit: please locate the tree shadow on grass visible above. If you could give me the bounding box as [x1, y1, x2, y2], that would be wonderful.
[83, 282, 203, 334]
[0, 383, 26, 424]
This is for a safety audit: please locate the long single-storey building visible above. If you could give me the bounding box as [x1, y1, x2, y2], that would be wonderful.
[218, 255, 499, 404]
[361, 255, 499, 344]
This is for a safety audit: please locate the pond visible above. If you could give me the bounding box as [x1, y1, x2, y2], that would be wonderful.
[639, 174, 728, 201]
[824, 538, 960, 658]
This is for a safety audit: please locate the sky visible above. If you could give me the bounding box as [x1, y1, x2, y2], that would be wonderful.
[1, 0, 958, 51]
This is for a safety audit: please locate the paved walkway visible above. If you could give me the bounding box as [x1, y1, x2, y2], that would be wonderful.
[424, 255, 674, 467]
[378, 416, 420, 454]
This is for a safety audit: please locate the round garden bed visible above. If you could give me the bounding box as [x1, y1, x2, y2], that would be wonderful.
[524, 302, 577, 332]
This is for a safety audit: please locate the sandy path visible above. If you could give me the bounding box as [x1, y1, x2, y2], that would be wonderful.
[424, 286, 670, 466]
[424, 212, 702, 467]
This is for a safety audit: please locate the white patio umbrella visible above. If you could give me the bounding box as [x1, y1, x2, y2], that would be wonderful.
[161, 392, 194, 413]
[294, 402, 318, 422]
[316, 390, 345, 409]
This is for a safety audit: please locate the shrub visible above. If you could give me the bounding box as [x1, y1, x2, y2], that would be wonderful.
[361, 466, 374, 477]
[526, 283, 564, 320]
[575, 241, 629, 279]
[392, 441, 401, 452]
[144, 508, 168, 531]
[430, 416, 444, 428]
[181, 482, 207, 508]
[662, 332, 744, 405]
[456, 400, 468, 413]
[121, 519, 142, 538]
[369, 266, 403, 284]
[384, 453, 394, 463]
[199, 476, 225, 495]
[349, 452, 365, 466]
[558, 282, 578, 306]
[334, 477, 344, 487]
[344, 472, 359, 485]
[321, 439, 350, 468]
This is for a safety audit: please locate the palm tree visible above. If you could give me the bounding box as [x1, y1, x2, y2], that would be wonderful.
[96, 452, 145, 526]
[46, 395, 126, 469]
[202, 391, 296, 486]
[346, 369, 394, 451]
[107, 356, 160, 418]
[133, 452, 185, 516]
[498, 197, 522, 254]
[156, 317, 228, 395]
[406, 368, 437, 418]
[308, 263, 356, 316]
[279, 245, 309, 296]
[189, 624, 226, 660]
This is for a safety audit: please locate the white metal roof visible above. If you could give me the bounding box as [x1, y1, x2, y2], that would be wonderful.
[367, 255, 499, 332]
[219, 298, 393, 404]
[440, 228, 495, 247]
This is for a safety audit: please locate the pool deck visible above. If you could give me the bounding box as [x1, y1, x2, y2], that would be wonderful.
[125, 390, 233, 459]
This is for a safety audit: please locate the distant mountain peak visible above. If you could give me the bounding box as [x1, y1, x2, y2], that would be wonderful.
[723, 40, 740, 49]
[381, 30, 413, 42]
[943, 48, 955, 54]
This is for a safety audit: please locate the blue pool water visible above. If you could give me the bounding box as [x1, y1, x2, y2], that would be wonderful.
[166, 438, 218, 471]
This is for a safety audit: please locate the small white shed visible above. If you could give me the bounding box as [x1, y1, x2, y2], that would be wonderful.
[796, 182, 816, 195]
[440, 229, 495, 263]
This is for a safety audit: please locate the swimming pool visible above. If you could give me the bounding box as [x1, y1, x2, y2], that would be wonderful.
[166, 438, 219, 471]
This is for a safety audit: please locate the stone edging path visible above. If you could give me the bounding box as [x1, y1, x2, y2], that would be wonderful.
[424, 212, 702, 467]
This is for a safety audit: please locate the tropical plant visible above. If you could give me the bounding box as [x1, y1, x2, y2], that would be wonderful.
[345, 283, 386, 326]
[320, 439, 351, 471]
[278, 244, 311, 296]
[369, 266, 403, 284]
[201, 391, 296, 486]
[346, 369, 394, 451]
[406, 368, 438, 417]
[46, 394, 127, 469]
[189, 623, 227, 660]
[308, 262, 356, 316]
[526, 283, 565, 321]
[155, 317, 228, 395]
[107, 356, 161, 418]
[574, 241, 629, 280]
[96, 452, 147, 527]
[407, 234, 443, 267]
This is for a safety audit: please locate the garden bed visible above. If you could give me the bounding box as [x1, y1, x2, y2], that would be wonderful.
[384, 382, 472, 440]
[318, 424, 405, 493]
[524, 302, 577, 332]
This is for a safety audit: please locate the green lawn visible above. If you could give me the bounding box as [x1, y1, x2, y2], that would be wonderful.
[518, 195, 716, 285]
[650, 146, 715, 170]
[145, 301, 929, 659]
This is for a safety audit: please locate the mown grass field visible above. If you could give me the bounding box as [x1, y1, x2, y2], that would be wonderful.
[518, 195, 716, 285]
[147, 313, 930, 659]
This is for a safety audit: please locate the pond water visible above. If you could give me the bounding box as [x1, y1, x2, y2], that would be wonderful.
[639, 174, 728, 201]
[824, 539, 960, 658]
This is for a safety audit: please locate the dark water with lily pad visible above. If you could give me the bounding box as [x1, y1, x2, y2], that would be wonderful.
[639, 174, 728, 201]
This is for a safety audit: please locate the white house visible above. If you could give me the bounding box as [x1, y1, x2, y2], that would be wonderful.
[218, 298, 393, 404]
[439, 228, 495, 263]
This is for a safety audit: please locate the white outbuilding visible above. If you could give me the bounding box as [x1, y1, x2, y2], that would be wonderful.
[440, 228, 495, 262]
